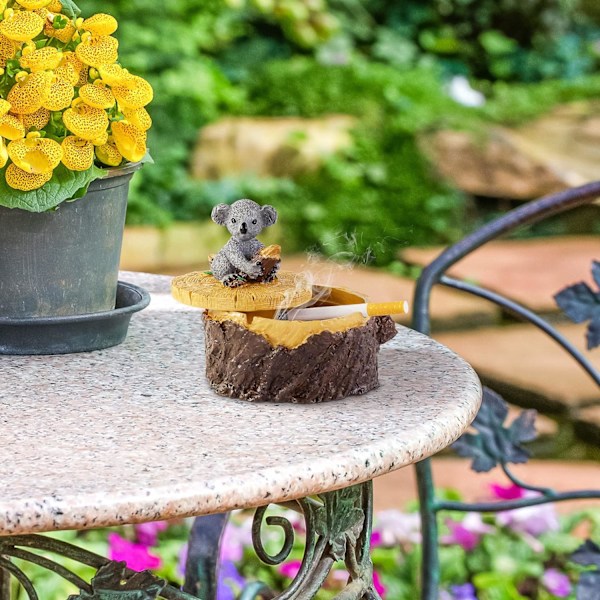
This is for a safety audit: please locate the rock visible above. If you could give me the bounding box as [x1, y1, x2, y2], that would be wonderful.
[191, 115, 356, 180]
[420, 101, 600, 199]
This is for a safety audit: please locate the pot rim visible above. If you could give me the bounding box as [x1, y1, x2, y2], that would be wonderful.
[101, 160, 143, 179]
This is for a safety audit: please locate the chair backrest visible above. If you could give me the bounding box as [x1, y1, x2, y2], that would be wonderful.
[410, 181, 600, 600]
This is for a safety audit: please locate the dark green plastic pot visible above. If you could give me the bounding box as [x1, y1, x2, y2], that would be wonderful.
[0, 163, 140, 319]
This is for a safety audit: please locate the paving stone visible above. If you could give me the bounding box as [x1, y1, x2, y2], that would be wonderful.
[282, 256, 498, 330]
[373, 458, 600, 512]
[435, 322, 600, 413]
[401, 236, 599, 314]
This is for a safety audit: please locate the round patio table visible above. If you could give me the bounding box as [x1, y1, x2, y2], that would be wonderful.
[0, 272, 482, 599]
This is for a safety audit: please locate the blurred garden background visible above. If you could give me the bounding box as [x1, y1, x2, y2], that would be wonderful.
[86, 0, 600, 267]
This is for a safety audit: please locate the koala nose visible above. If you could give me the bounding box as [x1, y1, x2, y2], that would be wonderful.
[240, 222, 248, 234]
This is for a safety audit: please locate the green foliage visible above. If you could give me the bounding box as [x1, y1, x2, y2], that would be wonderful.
[0, 164, 105, 212]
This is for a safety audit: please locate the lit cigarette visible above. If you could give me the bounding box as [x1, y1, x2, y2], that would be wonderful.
[284, 301, 409, 321]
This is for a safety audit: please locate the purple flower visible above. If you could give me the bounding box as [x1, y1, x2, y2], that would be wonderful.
[108, 532, 162, 572]
[542, 569, 571, 598]
[278, 559, 302, 579]
[496, 492, 559, 537]
[450, 582, 478, 600]
[489, 483, 525, 500]
[135, 521, 168, 547]
[373, 510, 421, 546]
[373, 570, 386, 597]
[217, 559, 245, 600]
[220, 519, 253, 562]
[178, 543, 188, 578]
[442, 513, 493, 551]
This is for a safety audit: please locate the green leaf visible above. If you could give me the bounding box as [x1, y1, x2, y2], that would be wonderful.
[59, 0, 81, 19]
[0, 164, 105, 212]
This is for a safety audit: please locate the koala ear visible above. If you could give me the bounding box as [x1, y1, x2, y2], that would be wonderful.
[211, 204, 230, 225]
[261, 205, 278, 227]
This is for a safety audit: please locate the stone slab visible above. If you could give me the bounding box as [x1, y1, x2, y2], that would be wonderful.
[373, 458, 600, 513]
[435, 322, 600, 413]
[282, 256, 498, 330]
[401, 236, 599, 313]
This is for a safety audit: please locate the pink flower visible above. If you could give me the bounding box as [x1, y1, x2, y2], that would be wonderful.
[108, 533, 162, 572]
[135, 521, 168, 547]
[489, 483, 526, 500]
[220, 519, 253, 562]
[278, 559, 302, 579]
[496, 493, 559, 537]
[442, 513, 494, 551]
[373, 570, 386, 597]
[373, 510, 421, 546]
[542, 569, 571, 598]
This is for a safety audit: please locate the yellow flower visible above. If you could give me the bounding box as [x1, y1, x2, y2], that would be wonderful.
[19, 46, 62, 72]
[0, 114, 25, 140]
[61, 135, 94, 171]
[47, 0, 62, 12]
[43, 78, 74, 111]
[7, 71, 52, 114]
[91, 129, 108, 146]
[75, 34, 118, 68]
[21, 106, 50, 131]
[15, 0, 52, 9]
[97, 63, 131, 87]
[44, 18, 75, 44]
[0, 9, 44, 42]
[5, 162, 52, 190]
[81, 13, 117, 36]
[111, 120, 146, 162]
[0, 137, 8, 168]
[112, 76, 153, 109]
[8, 134, 63, 174]
[0, 99, 11, 117]
[0, 34, 16, 68]
[95, 139, 122, 166]
[62, 100, 109, 141]
[79, 82, 115, 110]
[122, 106, 152, 132]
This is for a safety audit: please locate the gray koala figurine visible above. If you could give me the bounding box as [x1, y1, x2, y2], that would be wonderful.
[210, 199, 278, 287]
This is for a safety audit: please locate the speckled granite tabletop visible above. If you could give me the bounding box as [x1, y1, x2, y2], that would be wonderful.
[0, 272, 481, 536]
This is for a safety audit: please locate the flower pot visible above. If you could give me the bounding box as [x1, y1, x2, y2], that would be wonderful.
[0, 164, 139, 319]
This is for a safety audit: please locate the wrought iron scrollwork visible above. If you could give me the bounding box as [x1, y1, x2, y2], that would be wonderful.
[0, 535, 198, 600]
[241, 481, 380, 600]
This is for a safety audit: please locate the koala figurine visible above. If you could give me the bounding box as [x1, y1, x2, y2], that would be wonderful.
[210, 199, 278, 287]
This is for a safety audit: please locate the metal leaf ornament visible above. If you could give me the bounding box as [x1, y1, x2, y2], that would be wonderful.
[68, 562, 165, 600]
[554, 261, 600, 350]
[452, 388, 537, 472]
[571, 540, 600, 600]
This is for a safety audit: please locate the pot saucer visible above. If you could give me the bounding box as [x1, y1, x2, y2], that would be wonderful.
[0, 281, 150, 355]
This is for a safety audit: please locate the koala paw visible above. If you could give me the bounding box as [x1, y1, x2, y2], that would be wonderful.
[263, 263, 280, 283]
[247, 262, 263, 279]
[222, 273, 246, 288]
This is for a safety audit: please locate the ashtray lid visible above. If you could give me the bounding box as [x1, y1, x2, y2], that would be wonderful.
[171, 270, 312, 311]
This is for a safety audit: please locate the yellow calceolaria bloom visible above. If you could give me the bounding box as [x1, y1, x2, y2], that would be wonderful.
[95, 139, 122, 167]
[81, 13, 117, 36]
[62, 100, 108, 141]
[111, 120, 146, 163]
[0, 9, 44, 42]
[79, 82, 115, 110]
[21, 107, 50, 131]
[16, 0, 52, 9]
[8, 71, 52, 114]
[20, 46, 62, 72]
[61, 135, 94, 171]
[75, 34, 118, 68]
[0, 114, 25, 140]
[8, 133, 63, 174]
[0, 5, 152, 193]
[6, 162, 52, 190]
[0, 138, 8, 168]
[44, 78, 74, 111]
[112, 75, 153, 109]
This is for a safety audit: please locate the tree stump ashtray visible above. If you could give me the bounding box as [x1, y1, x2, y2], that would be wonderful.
[170, 199, 404, 404]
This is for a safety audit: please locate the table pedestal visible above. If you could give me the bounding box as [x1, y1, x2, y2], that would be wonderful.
[0, 482, 379, 600]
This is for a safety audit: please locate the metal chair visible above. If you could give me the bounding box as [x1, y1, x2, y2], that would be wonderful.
[411, 181, 600, 599]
